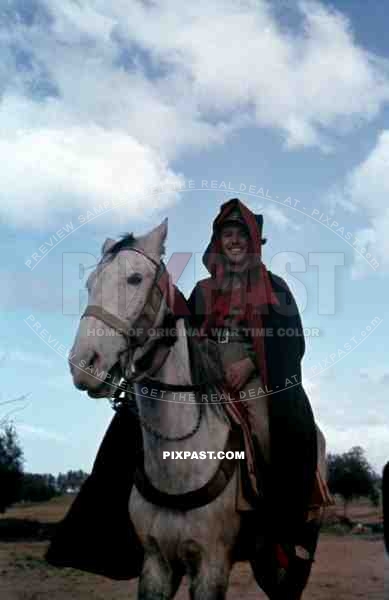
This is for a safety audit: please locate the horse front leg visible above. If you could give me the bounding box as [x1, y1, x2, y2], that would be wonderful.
[187, 550, 232, 600]
[138, 548, 182, 600]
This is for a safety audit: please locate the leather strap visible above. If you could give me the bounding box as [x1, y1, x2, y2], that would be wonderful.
[133, 427, 242, 511]
[82, 305, 132, 338]
[81, 252, 168, 346]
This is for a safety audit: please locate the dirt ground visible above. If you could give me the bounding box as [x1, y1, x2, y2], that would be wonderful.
[0, 497, 385, 600]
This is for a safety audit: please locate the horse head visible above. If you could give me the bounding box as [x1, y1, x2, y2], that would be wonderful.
[69, 219, 168, 398]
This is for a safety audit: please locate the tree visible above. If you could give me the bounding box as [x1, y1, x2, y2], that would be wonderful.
[20, 473, 58, 503]
[327, 446, 378, 517]
[56, 470, 89, 494]
[0, 424, 24, 512]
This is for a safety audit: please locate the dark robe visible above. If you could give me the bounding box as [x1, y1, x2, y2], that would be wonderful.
[384, 461, 389, 554]
[187, 271, 317, 543]
[45, 404, 143, 580]
[188, 196, 317, 544]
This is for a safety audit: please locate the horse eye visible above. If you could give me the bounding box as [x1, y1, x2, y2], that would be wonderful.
[127, 272, 143, 285]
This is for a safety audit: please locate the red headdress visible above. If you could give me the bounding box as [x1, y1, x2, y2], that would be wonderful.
[199, 198, 279, 386]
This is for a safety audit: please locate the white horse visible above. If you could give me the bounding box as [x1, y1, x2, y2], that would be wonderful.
[69, 220, 324, 599]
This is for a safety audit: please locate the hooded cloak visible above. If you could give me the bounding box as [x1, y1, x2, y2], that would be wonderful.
[188, 198, 318, 542]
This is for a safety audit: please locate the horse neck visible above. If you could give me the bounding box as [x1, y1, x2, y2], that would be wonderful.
[135, 318, 230, 493]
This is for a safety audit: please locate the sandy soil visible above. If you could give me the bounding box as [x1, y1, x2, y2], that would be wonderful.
[0, 497, 385, 600]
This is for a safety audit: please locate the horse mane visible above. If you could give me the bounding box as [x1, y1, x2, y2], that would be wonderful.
[106, 233, 137, 257]
[105, 233, 166, 260]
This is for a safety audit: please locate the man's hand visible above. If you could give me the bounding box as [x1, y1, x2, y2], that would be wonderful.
[225, 357, 256, 392]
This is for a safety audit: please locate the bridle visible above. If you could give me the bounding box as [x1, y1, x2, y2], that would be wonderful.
[80, 247, 204, 442]
[82, 247, 171, 350]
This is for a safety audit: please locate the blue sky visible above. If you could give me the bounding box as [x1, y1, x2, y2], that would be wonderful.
[1, 0, 389, 475]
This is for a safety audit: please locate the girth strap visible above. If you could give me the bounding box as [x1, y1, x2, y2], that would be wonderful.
[133, 427, 242, 511]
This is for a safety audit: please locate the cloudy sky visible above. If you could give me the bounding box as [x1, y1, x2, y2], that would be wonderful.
[1, 0, 388, 475]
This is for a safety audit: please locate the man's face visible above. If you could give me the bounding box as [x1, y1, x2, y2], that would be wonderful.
[220, 224, 249, 265]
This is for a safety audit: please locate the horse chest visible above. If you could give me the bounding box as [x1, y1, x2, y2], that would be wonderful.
[129, 474, 240, 558]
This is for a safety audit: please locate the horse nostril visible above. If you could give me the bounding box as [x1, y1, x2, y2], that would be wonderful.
[83, 352, 103, 375]
[91, 351, 101, 368]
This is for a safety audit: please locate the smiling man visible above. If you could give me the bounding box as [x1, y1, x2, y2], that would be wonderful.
[188, 198, 319, 594]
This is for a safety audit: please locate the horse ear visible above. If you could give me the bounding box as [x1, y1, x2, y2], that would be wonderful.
[102, 238, 116, 255]
[137, 218, 168, 259]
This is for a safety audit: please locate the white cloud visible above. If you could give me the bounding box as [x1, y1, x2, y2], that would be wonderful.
[302, 375, 389, 472]
[335, 130, 389, 275]
[1, 0, 389, 227]
[18, 423, 67, 443]
[264, 204, 301, 230]
[0, 120, 183, 227]
[324, 423, 389, 473]
[106, 0, 389, 146]
[243, 200, 300, 232]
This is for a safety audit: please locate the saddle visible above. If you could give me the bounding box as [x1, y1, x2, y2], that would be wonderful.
[187, 334, 333, 514]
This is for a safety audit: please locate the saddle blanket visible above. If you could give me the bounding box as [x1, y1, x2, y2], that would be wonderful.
[221, 386, 333, 512]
